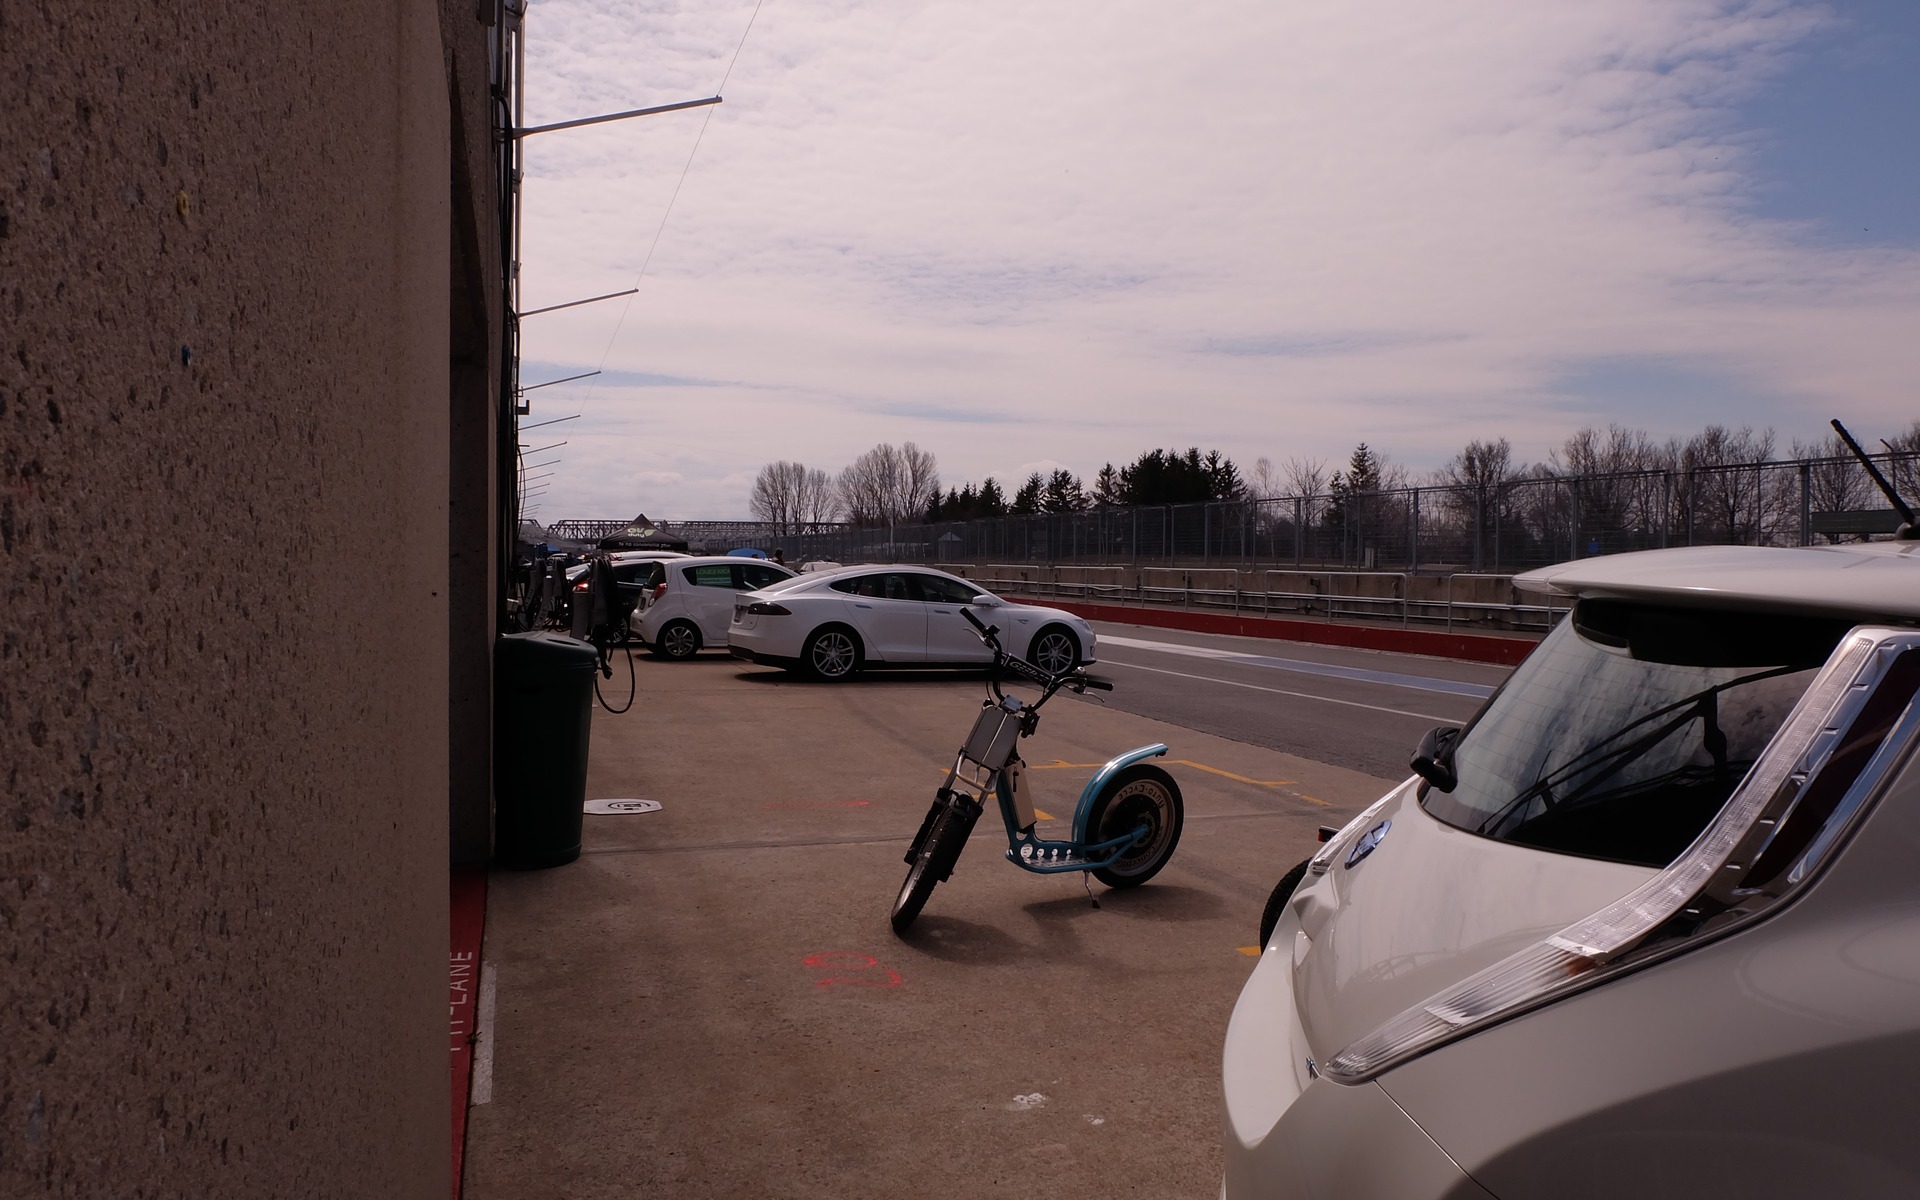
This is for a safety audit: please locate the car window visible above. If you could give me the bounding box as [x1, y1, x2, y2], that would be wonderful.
[914, 574, 980, 604]
[830, 573, 914, 600]
[683, 564, 737, 589]
[740, 564, 792, 590]
[757, 572, 813, 594]
[1421, 601, 1851, 868]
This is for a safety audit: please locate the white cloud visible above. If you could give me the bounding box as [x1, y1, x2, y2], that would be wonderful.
[515, 0, 1920, 518]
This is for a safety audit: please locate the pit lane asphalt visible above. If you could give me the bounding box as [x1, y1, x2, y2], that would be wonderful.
[461, 627, 1515, 1199]
[1076, 620, 1512, 778]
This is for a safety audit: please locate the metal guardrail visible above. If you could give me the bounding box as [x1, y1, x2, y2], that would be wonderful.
[965, 565, 1565, 635]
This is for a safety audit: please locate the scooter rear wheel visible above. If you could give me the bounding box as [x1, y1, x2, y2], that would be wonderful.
[1087, 764, 1184, 888]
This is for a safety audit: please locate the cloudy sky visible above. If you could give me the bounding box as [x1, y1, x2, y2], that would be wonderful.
[514, 0, 1920, 522]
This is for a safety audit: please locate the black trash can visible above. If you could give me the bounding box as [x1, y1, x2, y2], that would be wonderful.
[493, 632, 599, 868]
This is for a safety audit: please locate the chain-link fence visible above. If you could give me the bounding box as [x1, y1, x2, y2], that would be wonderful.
[769, 451, 1916, 573]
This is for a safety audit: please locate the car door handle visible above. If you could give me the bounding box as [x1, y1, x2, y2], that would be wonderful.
[853, 603, 872, 609]
[933, 609, 951, 614]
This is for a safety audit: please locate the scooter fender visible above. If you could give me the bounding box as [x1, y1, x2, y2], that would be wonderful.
[1071, 744, 1169, 844]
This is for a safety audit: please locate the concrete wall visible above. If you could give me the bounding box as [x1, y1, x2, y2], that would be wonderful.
[2, 2, 479, 1193]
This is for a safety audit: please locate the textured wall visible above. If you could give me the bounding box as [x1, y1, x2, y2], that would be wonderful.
[3, 2, 453, 1195]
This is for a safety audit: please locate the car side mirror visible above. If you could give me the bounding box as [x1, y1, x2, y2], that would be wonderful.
[1411, 725, 1462, 793]
[969, 594, 999, 606]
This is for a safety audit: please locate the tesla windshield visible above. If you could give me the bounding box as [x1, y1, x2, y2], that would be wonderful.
[1421, 601, 1854, 867]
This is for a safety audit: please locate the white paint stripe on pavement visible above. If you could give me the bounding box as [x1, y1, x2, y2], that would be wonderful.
[471, 964, 498, 1105]
[1099, 634, 1496, 698]
[1099, 659, 1466, 723]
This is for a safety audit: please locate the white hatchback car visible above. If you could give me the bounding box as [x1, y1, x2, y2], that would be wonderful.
[728, 565, 1097, 680]
[1224, 541, 1920, 1199]
[633, 556, 795, 660]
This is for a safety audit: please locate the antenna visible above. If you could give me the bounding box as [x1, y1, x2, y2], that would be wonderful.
[1830, 419, 1917, 539]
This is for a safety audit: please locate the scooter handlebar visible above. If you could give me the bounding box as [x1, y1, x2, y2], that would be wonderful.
[1079, 676, 1114, 692]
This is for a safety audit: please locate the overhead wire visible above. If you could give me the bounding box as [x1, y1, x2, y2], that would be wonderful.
[575, 0, 768, 408]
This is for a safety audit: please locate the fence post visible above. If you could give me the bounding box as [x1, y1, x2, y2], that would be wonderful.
[1473, 486, 1484, 572]
[1799, 461, 1811, 546]
[1204, 504, 1210, 566]
[1409, 488, 1421, 573]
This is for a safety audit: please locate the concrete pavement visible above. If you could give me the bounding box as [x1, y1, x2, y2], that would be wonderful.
[462, 655, 1397, 1198]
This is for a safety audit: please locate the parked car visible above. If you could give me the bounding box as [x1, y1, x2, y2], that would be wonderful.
[727, 564, 1097, 680]
[1223, 541, 1920, 1199]
[633, 556, 796, 660]
[563, 551, 690, 639]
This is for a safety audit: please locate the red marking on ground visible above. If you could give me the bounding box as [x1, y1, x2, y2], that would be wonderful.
[450, 869, 488, 1200]
[804, 950, 903, 989]
[1007, 597, 1538, 666]
[762, 799, 874, 810]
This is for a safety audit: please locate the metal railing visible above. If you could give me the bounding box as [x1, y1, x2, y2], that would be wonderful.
[961, 565, 1567, 635]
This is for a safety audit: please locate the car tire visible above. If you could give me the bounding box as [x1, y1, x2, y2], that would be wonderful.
[1087, 764, 1184, 888]
[804, 625, 863, 681]
[1257, 858, 1313, 951]
[1028, 625, 1082, 675]
[653, 619, 701, 661]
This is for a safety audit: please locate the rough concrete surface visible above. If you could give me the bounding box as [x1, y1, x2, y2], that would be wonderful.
[2, 3, 478, 1195]
[465, 656, 1393, 1198]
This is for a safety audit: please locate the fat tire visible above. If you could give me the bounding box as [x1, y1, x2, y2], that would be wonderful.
[891, 796, 979, 934]
[1087, 764, 1184, 888]
[1258, 858, 1313, 951]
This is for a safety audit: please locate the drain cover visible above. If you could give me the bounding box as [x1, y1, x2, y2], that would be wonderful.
[584, 798, 662, 816]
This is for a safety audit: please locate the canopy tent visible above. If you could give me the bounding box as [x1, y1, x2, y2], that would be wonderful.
[597, 514, 690, 553]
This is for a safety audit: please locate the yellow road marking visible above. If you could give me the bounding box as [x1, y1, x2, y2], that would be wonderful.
[1237, 946, 1264, 957]
[1033, 809, 1056, 821]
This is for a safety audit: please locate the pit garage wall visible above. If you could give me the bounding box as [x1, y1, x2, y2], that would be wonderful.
[2, 2, 469, 1194]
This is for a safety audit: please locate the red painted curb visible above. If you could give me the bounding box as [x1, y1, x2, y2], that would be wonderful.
[450, 869, 488, 1200]
[1011, 598, 1539, 666]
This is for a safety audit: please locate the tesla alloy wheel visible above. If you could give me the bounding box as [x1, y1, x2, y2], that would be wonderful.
[805, 627, 862, 681]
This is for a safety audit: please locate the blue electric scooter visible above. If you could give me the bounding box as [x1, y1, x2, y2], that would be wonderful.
[890, 608, 1185, 933]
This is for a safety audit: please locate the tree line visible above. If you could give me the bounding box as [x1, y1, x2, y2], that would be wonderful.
[749, 420, 1920, 533]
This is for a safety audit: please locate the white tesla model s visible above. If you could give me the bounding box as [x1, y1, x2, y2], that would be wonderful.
[727, 565, 1097, 681]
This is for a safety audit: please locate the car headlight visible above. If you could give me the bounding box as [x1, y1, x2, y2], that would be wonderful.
[1324, 627, 1920, 1083]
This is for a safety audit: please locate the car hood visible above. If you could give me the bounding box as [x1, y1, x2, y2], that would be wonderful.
[1287, 780, 1654, 1063]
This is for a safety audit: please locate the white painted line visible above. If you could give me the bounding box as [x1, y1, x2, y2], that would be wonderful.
[471, 964, 498, 1106]
[1099, 634, 1495, 698]
[1099, 659, 1464, 723]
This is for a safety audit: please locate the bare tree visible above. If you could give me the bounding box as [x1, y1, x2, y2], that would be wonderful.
[1883, 419, 1920, 505]
[750, 461, 808, 535]
[837, 442, 940, 527]
[795, 466, 841, 527]
[1246, 456, 1282, 500]
[1432, 438, 1520, 563]
[1673, 425, 1777, 544]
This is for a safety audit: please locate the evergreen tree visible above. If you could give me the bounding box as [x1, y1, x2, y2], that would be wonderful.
[1041, 468, 1087, 513]
[1092, 463, 1123, 507]
[978, 477, 1008, 517]
[1011, 472, 1045, 515]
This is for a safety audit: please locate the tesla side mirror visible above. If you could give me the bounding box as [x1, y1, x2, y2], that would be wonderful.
[969, 594, 999, 606]
[1411, 725, 1461, 793]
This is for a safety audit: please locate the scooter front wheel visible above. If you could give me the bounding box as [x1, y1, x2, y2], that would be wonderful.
[890, 799, 977, 934]
[1087, 764, 1184, 888]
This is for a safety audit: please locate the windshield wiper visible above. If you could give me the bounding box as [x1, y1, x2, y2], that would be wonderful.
[1472, 665, 1798, 837]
